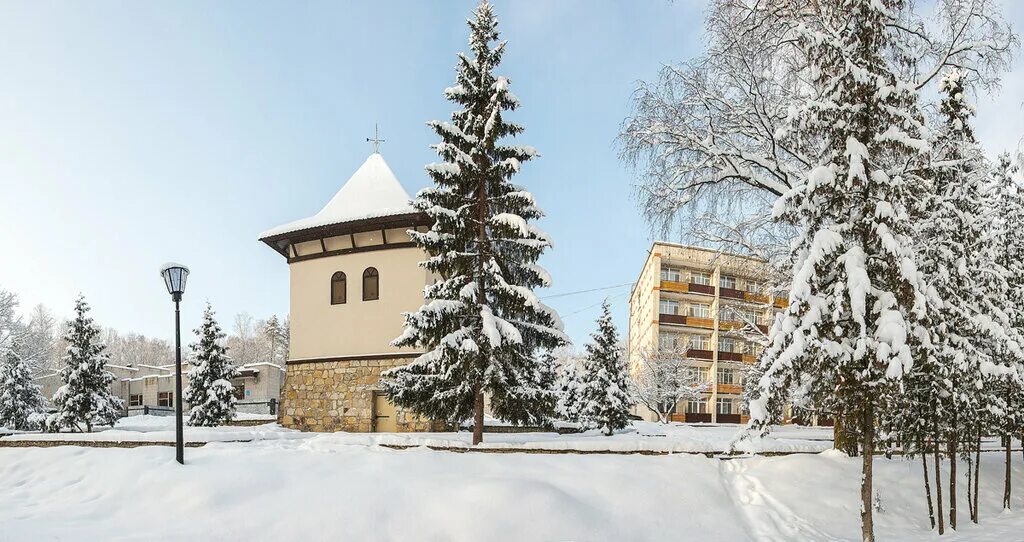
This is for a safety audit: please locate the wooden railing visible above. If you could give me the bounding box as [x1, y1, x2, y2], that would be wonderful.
[717, 383, 743, 394]
[660, 280, 689, 293]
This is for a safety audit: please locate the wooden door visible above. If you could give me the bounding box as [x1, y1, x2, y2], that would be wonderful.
[373, 392, 398, 432]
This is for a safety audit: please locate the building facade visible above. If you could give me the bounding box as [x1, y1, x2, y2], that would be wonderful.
[628, 242, 787, 424]
[259, 152, 443, 433]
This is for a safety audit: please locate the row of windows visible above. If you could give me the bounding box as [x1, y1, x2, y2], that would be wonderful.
[658, 332, 760, 354]
[682, 366, 743, 385]
[659, 299, 765, 324]
[660, 267, 761, 292]
[331, 268, 379, 305]
[682, 398, 745, 415]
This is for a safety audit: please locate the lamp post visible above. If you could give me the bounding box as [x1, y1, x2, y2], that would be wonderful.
[160, 263, 190, 465]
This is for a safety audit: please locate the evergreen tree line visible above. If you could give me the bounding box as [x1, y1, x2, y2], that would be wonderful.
[0, 288, 277, 430]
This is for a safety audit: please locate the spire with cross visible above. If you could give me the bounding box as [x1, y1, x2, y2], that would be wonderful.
[366, 124, 385, 154]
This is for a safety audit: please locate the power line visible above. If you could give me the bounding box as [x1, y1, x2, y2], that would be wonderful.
[540, 282, 634, 300]
[560, 291, 630, 320]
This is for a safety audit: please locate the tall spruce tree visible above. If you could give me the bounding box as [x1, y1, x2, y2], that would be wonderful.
[381, 0, 565, 444]
[48, 295, 122, 432]
[899, 69, 1022, 530]
[991, 153, 1024, 511]
[574, 301, 631, 436]
[184, 303, 238, 427]
[0, 337, 45, 430]
[738, 2, 933, 539]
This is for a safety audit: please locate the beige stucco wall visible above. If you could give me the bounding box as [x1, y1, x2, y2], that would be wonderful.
[288, 246, 430, 360]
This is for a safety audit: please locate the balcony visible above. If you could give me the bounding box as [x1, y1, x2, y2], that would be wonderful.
[719, 287, 746, 300]
[658, 313, 715, 329]
[718, 351, 745, 362]
[660, 280, 689, 293]
[741, 354, 756, 364]
[689, 283, 715, 295]
[687, 348, 713, 360]
[717, 383, 743, 394]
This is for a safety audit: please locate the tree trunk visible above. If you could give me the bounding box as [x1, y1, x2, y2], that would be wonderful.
[973, 431, 980, 524]
[966, 448, 974, 521]
[1005, 434, 1012, 510]
[860, 404, 875, 542]
[922, 439, 935, 529]
[949, 436, 958, 531]
[472, 386, 484, 445]
[935, 432, 945, 535]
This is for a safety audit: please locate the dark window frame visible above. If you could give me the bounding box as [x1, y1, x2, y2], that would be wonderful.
[331, 271, 347, 305]
[363, 267, 379, 301]
[129, 394, 143, 407]
[158, 391, 174, 407]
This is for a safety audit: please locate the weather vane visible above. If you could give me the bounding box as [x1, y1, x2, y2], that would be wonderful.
[367, 124, 385, 154]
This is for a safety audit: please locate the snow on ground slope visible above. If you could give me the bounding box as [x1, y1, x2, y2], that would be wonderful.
[1, 439, 1023, 541]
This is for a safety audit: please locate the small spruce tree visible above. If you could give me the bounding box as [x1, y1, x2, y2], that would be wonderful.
[184, 303, 238, 426]
[0, 337, 45, 430]
[48, 295, 122, 432]
[575, 301, 632, 436]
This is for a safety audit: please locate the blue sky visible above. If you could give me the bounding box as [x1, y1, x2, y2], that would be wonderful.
[0, 1, 1021, 348]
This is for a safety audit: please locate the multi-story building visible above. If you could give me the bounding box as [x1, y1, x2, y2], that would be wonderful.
[628, 242, 787, 424]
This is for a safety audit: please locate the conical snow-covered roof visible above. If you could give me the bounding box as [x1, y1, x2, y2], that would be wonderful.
[260, 153, 416, 239]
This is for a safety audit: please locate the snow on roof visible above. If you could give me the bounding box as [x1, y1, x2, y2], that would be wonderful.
[260, 153, 416, 239]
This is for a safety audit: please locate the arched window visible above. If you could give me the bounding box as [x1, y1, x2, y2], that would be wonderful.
[331, 272, 347, 305]
[362, 267, 379, 301]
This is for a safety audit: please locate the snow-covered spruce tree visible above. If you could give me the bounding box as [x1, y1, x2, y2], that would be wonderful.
[906, 70, 1021, 529]
[184, 303, 238, 427]
[738, 2, 933, 540]
[574, 302, 632, 436]
[991, 153, 1024, 511]
[555, 352, 584, 423]
[381, 1, 566, 445]
[0, 337, 45, 430]
[48, 295, 122, 432]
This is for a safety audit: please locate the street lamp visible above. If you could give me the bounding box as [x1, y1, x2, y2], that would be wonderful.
[160, 262, 189, 465]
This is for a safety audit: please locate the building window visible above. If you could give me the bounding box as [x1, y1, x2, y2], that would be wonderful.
[129, 394, 143, 407]
[659, 299, 679, 315]
[331, 272, 347, 305]
[660, 267, 681, 282]
[362, 267, 379, 301]
[659, 332, 682, 350]
[690, 271, 712, 286]
[687, 303, 710, 318]
[689, 334, 711, 351]
[720, 275, 736, 289]
[233, 384, 245, 401]
[745, 281, 761, 293]
[158, 392, 174, 407]
[719, 338, 736, 353]
[685, 400, 708, 414]
[717, 397, 734, 414]
[718, 367, 735, 385]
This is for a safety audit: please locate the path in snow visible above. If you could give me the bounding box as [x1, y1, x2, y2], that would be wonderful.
[721, 458, 841, 541]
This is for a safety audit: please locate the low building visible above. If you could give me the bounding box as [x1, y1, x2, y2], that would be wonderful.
[628, 242, 788, 424]
[35, 361, 285, 418]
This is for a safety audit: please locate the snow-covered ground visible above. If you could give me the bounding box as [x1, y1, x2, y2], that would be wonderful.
[2, 416, 833, 452]
[2, 432, 1024, 541]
